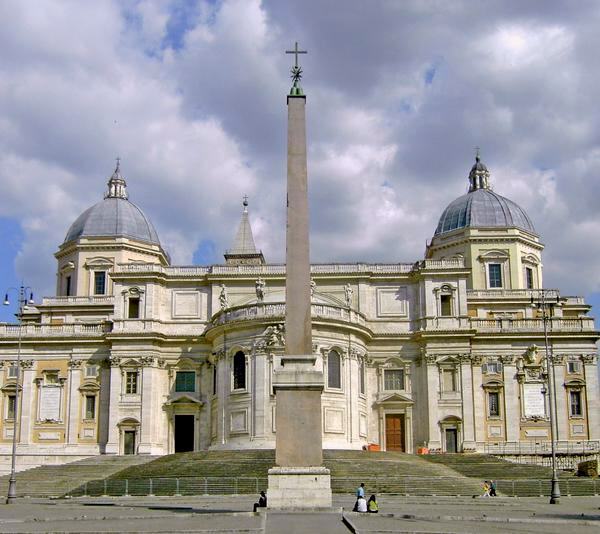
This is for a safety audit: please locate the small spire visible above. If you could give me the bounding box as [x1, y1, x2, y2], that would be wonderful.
[468, 148, 490, 192]
[224, 197, 266, 266]
[105, 157, 128, 200]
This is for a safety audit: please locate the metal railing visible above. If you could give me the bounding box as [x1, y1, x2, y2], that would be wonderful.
[66, 475, 600, 498]
[484, 440, 600, 455]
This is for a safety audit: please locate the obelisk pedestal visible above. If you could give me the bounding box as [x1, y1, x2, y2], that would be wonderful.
[267, 50, 332, 509]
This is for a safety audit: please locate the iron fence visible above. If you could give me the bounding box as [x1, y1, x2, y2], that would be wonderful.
[67, 476, 600, 498]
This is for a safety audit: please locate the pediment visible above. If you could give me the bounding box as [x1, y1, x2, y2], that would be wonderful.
[164, 393, 204, 406]
[374, 392, 414, 405]
[167, 357, 201, 370]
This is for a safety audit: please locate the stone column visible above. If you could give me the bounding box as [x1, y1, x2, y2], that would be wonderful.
[18, 361, 35, 445]
[552, 356, 567, 440]
[424, 356, 441, 450]
[105, 357, 122, 454]
[138, 357, 154, 454]
[502, 358, 520, 443]
[459, 356, 475, 449]
[471, 359, 485, 448]
[268, 81, 331, 508]
[66, 360, 82, 446]
[583, 354, 600, 439]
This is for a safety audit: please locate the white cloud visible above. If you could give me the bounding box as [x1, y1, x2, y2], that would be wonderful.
[1, 0, 600, 304]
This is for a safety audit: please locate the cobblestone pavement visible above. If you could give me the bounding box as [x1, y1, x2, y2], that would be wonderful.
[0, 495, 597, 533]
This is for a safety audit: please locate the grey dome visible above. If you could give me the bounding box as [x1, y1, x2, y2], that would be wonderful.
[434, 188, 536, 236]
[64, 197, 161, 245]
[63, 161, 161, 245]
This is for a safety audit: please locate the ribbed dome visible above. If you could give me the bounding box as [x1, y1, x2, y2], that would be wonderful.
[63, 161, 161, 246]
[64, 197, 161, 245]
[434, 153, 536, 236]
[434, 188, 536, 235]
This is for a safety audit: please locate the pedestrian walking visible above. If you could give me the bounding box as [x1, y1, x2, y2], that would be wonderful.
[489, 480, 497, 496]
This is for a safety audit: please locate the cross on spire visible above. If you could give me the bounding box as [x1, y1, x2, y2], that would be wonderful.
[474, 146, 481, 160]
[285, 41, 307, 68]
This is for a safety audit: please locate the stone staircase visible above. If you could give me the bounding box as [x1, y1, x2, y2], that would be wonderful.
[421, 453, 564, 479]
[7, 451, 592, 498]
[0, 455, 157, 498]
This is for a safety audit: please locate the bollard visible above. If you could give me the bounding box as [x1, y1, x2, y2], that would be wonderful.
[149, 478, 154, 496]
[125, 479, 129, 497]
[175, 478, 181, 496]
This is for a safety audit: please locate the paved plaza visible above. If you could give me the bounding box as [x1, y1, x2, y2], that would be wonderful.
[0, 495, 598, 533]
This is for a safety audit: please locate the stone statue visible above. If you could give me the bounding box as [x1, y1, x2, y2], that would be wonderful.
[310, 279, 316, 299]
[344, 283, 353, 308]
[255, 277, 266, 302]
[525, 345, 539, 365]
[219, 283, 228, 310]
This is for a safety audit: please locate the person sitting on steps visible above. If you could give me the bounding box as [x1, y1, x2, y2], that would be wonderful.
[367, 494, 378, 513]
[253, 491, 267, 512]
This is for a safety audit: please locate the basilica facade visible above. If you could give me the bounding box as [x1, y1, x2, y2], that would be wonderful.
[0, 153, 598, 471]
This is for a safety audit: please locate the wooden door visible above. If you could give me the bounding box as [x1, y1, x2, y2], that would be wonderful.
[385, 414, 405, 452]
[445, 429, 457, 453]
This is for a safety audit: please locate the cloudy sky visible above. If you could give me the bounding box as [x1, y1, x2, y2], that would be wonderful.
[1, 0, 600, 322]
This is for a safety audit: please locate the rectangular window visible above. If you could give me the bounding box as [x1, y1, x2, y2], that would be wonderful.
[442, 369, 457, 392]
[65, 275, 72, 296]
[175, 371, 196, 392]
[125, 371, 138, 394]
[384, 369, 404, 391]
[488, 392, 500, 417]
[8, 365, 18, 378]
[567, 361, 580, 374]
[525, 267, 534, 289]
[128, 297, 140, 319]
[212, 365, 217, 395]
[488, 264, 503, 288]
[440, 294, 452, 316]
[7, 395, 16, 420]
[485, 361, 502, 374]
[359, 360, 365, 395]
[85, 395, 96, 419]
[94, 271, 106, 295]
[570, 391, 582, 417]
[86, 365, 98, 378]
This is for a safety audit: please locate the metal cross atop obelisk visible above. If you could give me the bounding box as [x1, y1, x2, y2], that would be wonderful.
[285, 41, 307, 68]
[267, 42, 332, 510]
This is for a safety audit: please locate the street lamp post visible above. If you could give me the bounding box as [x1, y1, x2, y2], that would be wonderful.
[3, 284, 34, 504]
[531, 289, 561, 505]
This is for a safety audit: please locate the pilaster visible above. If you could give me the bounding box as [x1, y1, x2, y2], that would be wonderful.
[105, 357, 122, 454]
[18, 362, 35, 445]
[502, 358, 520, 443]
[66, 360, 82, 446]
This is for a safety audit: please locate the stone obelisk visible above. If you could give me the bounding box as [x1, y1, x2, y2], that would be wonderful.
[267, 43, 332, 509]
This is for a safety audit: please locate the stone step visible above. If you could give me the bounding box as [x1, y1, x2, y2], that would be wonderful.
[0, 455, 158, 498]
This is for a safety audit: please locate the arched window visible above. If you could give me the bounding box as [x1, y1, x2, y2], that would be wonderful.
[327, 350, 341, 389]
[233, 351, 246, 390]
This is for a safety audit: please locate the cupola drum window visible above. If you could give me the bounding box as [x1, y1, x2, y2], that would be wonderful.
[94, 272, 106, 295]
[488, 264, 503, 288]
